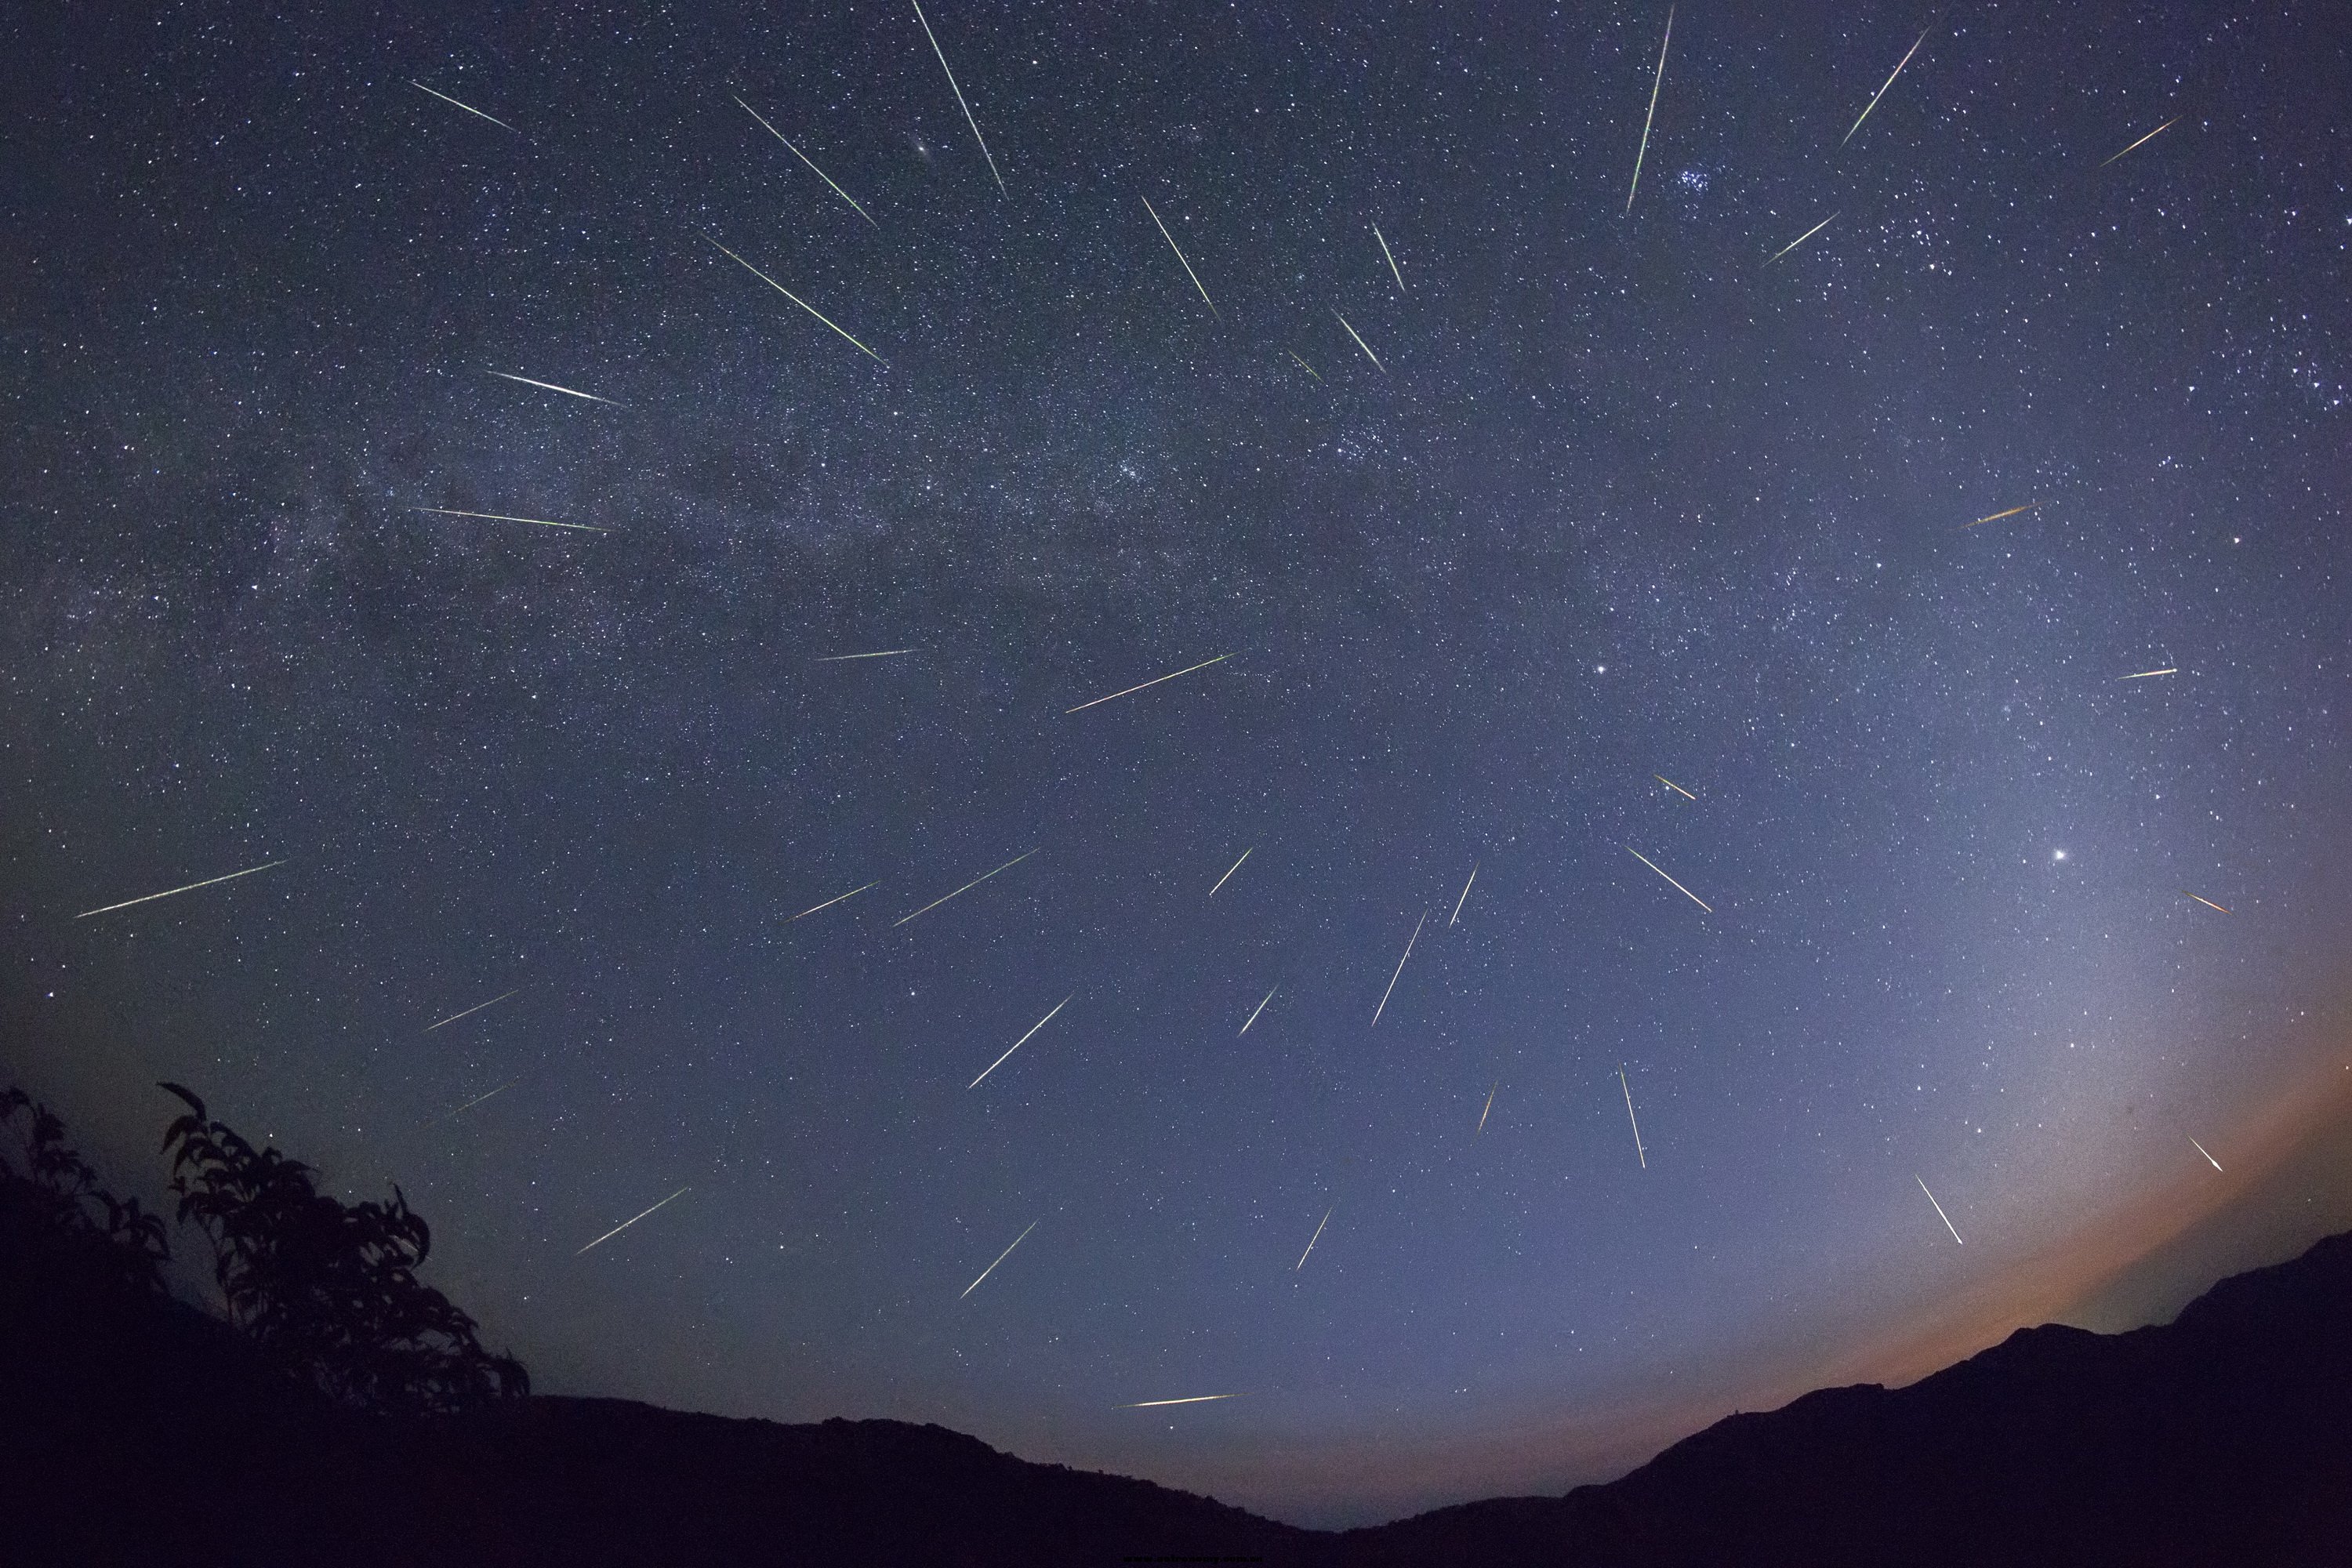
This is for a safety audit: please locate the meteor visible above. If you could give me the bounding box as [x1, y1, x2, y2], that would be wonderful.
[734, 96, 878, 227]
[968, 996, 1072, 1088]
[2101, 116, 2180, 167]
[1625, 845, 1711, 913]
[1842, 26, 1931, 146]
[1294, 1206, 1332, 1270]
[813, 649, 914, 662]
[1764, 212, 1836, 265]
[1239, 985, 1277, 1036]
[1370, 911, 1427, 1027]
[1141, 196, 1218, 321]
[75, 859, 285, 919]
[417, 506, 608, 533]
[1331, 308, 1387, 374]
[960, 1219, 1038, 1298]
[1065, 652, 1235, 713]
[576, 1186, 690, 1255]
[1624, 5, 1674, 214]
[702, 232, 888, 366]
[2118, 668, 2178, 681]
[1449, 861, 1479, 927]
[2190, 1135, 2223, 1172]
[1288, 351, 1323, 383]
[2182, 890, 2231, 915]
[1619, 1067, 1646, 1168]
[423, 988, 521, 1033]
[487, 370, 619, 405]
[911, 0, 1005, 194]
[1654, 774, 1697, 801]
[1965, 502, 2039, 528]
[424, 1078, 519, 1128]
[1476, 1080, 1498, 1138]
[1916, 1175, 1962, 1245]
[1119, 1393, 1244, 1408]
[410, 80, 518, 134]
[1373, 223, 1406, 293]
[893, 848, 1039, 926]
[1208, 848, 1253, 898]
[788, 880, 879, 921]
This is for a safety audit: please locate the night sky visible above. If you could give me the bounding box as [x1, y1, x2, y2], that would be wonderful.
[6, 0, 2351, 1528]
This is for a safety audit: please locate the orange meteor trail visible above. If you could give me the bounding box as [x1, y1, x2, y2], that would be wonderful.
[2101, 116, 2180, 167]
[1371, 911, 1427, 1027]
[1654, 774, 1697, 801]
[75, 858, 285, 919]
[1065, 652, 1235, 713]
[1625, 845, 1712, 913]
[1965, 502, 2039, 528]
[2182, 891, 2231, 915]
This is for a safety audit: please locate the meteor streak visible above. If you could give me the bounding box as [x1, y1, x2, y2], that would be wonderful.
[893, 848, 1039, 926]
[416, 506, 608, 533]
[1654, 774, 1697, 801]
[2101, 116, 2180, 167]
[1119, 1393, 1244, 1408]
[425, 1078, 519, 1128]
[1288, 351, 1323, 382]
[1917, 1175, 1963, 1244]
[1294, 1207, 1332, 1270]
[1370, 911, 1427, 1027]
[2119, 668, 2178, 681]
[788, 880, 879, 921]
[2190, 1135, 2223, 1172]
[1373, 223, 1406, 292]
[423, 988, 521, 1033]
[911, 0, 1005, 194]
[1765, 212, 1836, 264]
[2182, 891, 2231, 914]
[1965, 502, 2039, 528]
[1619, 1067, 1646, 1167]
[576, 1186, 689, 1255]
[1450, 861, 1479, 927]
[1331, 308, 1387, 374]
[960, 1219, 1037, 1298]
[1625, 845, 1711, 913]
[75, 859, 285, 919]
[813, 649, 914, 662]
[1476, 1080, 1498, 1137]
[1842, 26, 1931, 146]
[1240, 986, 1277, 1036]
[969, 996, 1071, 1088]
[410, 81, 518, 134]
[1064, 652, 1235, 713]
[702, 233, 888, 365]
[1141, 196, 1218, 320]
[1625, 6, 1673, 214]
[1208, 848, 1253, 897]
[733, 96, 877, 227]
[487, 371, 619, 405]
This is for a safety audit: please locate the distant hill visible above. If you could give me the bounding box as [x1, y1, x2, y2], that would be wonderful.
[9, 1181, 2351, 1564]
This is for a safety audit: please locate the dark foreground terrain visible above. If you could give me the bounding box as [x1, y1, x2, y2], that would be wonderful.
[8, 1203, 2350, 1565]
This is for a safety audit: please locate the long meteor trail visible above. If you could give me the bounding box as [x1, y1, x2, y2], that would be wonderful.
[1331, 309, 1387, 373]
[411, 81, 518, 134]
[576, 1186, 689, 1255]
[2102, 116, 2180, 167]
[1370, 911, 1427, 1027]
[1450, 861, 1479, 926]
[1655, 774, 1697, 801]
[1626, 845, 1712, 913]
[423, 1078, 520, 1129]
[969, 996, 1071, 1088]
[1295, 1207, 1332, 1270]
[1141, 196, 1218, 320]
[487, 370, 619, 405]
[417, 506, 608, 533]
[2183, 890, 2231, 915]
[1843, 26, 1931, 146]
[423, 988, 521, 1033]
[1625, 5, 1674, 214]
[75, 859, 285, 919]
[1373, 223, 1406, 292]
[734, 96, 877, 227]
[1065, 652, 1234, 713]
[701, 232, 887, 365]
[1476, 1080, 1498, 1137]
[2190, 1135, 2223, 1172]
[1240, 986, 1277, 1035]
[1765, 212, 1836, 264]
[894, 848, 1038, 926]
[911, 0, 1004, 194]
[788, 880, 879, 921]
[1208, 848, 1253, 897]
[1620, 1067, 1646, 1167]
[1965, 502, 2039, 528]
[1119, 1393, 1245, 1408]
[2119, 668, 2179, 681]
[960, 1220, 1037, 1298]
[1917, 1175, 1963, 1244]
[813, 649, 914, 662]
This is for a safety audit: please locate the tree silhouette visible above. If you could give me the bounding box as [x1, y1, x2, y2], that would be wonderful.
[0, 1084, 170, 1298]
[158, 1081, 528, 1414]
